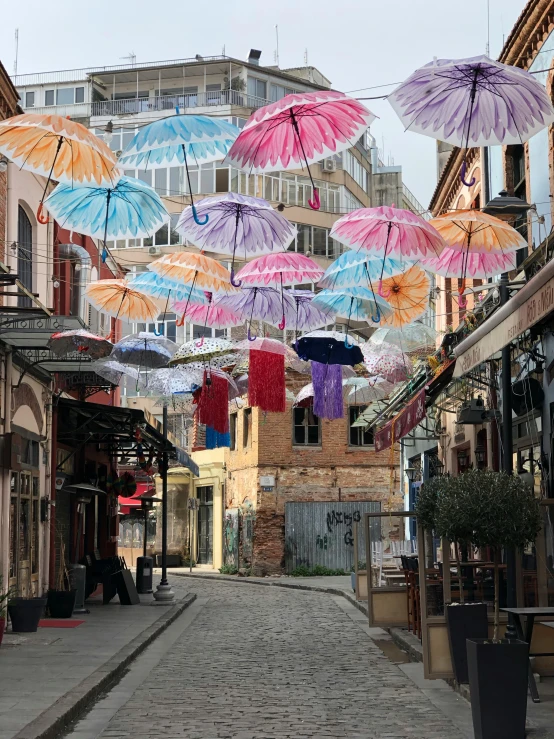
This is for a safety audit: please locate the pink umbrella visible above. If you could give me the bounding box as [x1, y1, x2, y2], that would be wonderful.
[421, 247, 516, 280]
[173, 297, 242, 330]
[330, 205, 446, 296]
[362, 344, 412, 384]
[225, 90, 375, 210]
[235, 253, 324, 329]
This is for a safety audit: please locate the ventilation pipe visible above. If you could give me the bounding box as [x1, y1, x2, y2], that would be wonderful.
[58, 243, 91, 321]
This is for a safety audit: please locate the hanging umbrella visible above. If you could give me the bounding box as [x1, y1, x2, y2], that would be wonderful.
[370, 323, 439, 353]
[111, 332, 177, 370]
[146, 366, 205, 395]
[294, 330, 364, 366]
[177, 192, 297, 284]
[226, 90, 375, 211]
[173, 298, 243, 331]
[90, 358, 147, 388]
[154, 394, 196, 414]
[351, 402, 388, 428]
[313, 286, 393, 334]
[388, 55, 554, 186]
[318, 251, 405, 291]
[170, 337, 235, 366]
[149, 252, 238, 295]
[429, 209, 527, 293]
[0, 113, 119, 222]
[86, 279, 159, 326]
[344, 378, 394, 404]
[128, 272, 208, 305]
[234, 337, 288, 355]
[294, 383, 316, 407]
[421, 248, 516, 279]
[235, 253, 324, 329]
[119, 113, 239, 225]
[362, 344, 412, 383]
[287, 290, 336, 335]
[330, 206, 445, 295]
[48, 329, 112, 359]
[45, 176, 168, 262]
[379, 265, 430, 328]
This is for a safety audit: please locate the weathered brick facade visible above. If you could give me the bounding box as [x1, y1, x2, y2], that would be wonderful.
[226, 372, 400, 575]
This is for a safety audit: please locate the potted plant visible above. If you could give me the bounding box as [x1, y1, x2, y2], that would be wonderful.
[0, 576, 13, 647]
[8, 589, 47, 633]
[47, 539, 76, 619]
[464, 469, 541, 739]
[430, 472, 489, 684]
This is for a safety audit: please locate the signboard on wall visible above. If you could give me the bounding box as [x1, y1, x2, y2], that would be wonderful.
[374, 389, 426, 451]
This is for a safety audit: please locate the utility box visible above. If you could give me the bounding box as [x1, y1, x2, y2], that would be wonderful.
[136, 556, 153, 594]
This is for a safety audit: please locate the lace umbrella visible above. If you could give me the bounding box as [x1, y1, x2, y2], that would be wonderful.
[362, 344, 412, 383]
[170, 338, 235, 366]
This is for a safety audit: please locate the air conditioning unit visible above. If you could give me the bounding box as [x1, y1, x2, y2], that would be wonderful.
[322, 158, 337, 173]
[148, 246, 162, 256]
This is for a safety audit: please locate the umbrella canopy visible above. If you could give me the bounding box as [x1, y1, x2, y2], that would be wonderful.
[287, 290, 336, 334]
[149, 252, 238, 296]
[90, 358, 147, 388]
[146, 366, 204, 395]
[45, 176, 167, 255]
[380, 266, 430, 327]
[48, 329, 112, 359]
[313, 286, 393, 326]
[369, 323, 439, 353]
[235, 252, 324, 287]
[174, 298, 243, 330]
[128, 271, 208, 305]
[294, 331, 364, 366]
[344, 378, 393, 404]
[226, 90, 374, 211]
[318, 251, 405, 290]
[0, 113, 119, 222]
[86, 280, 159, 323]
[234, 337, 288, 356]
[170, 338, 235, 366]
[362, 345, 412, 383]
[421, 248, 516, 279]
[177, 193, 297, 284]
[111, 332, 177, 369]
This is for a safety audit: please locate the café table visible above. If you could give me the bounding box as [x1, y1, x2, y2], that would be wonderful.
[501, 607, 554, 703]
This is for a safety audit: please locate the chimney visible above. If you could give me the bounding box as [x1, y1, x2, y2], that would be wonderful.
[248, 49, 262, 66]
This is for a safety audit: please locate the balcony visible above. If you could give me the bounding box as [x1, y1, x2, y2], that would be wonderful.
[24, 90, 271, 119]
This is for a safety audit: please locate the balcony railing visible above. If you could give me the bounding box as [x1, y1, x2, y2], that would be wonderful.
[22, 90, 271, 119]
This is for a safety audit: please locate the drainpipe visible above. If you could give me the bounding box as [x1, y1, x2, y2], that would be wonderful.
[57, 243, 91, 321]
[1, 350, 12, 588]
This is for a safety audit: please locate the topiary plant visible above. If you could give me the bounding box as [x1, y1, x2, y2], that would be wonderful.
[414, 475, 450, 531]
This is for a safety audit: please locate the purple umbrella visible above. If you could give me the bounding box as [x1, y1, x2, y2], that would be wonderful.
[389, 55, 554, 185]
[176, 193, 297, 286]
[218, 287, 333, 340]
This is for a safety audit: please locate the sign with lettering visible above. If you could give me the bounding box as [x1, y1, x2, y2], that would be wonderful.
[374, 389, 426, 451]
[454, 275, 554, 378]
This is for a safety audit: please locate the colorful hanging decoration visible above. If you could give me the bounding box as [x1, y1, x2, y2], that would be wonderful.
[379, 265, 430, 327]
[311, 361, 343, 420]
[86, 279, 159, 325]
[197, 370, 230, 434]
[248, 348, 286, 413]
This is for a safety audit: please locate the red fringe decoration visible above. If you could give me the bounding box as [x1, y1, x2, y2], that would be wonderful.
[248, 349, 285, 412]
[197, 371, 229, 434]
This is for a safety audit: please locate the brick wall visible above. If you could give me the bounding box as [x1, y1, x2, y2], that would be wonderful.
[226, 371, 401, 575]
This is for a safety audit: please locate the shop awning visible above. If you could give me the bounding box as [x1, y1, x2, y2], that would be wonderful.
[0, 315, 86, 349]
[454, 257, 554, 378]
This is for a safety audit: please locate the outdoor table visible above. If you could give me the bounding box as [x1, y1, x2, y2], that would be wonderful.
[501, 607, 554, 703]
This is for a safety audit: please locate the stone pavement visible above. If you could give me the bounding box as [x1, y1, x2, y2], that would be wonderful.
[65, 578, 470, 739]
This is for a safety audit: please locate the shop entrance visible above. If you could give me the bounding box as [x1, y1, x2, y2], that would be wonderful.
[9, 470, 40, 597]
[197, 486, 213, 565]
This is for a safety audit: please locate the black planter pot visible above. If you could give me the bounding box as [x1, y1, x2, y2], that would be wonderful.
[445, 603, 488, 683]
[467, 638, 529, 739]
[7, 597, 47, 633]
[47, 589, 76, 619]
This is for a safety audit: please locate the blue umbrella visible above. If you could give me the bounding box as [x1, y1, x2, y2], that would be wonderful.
[313, 287, 393, 336]
[45, 176, 168, 262]
[293, 331, 364, 366]
[119, 113, 240, 226]
[318, 251, 406, 292]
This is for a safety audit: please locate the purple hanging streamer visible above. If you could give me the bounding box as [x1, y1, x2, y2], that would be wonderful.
[311, 361, 343, 420]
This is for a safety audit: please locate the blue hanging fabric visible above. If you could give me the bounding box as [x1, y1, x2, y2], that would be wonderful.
[205, 426, 231, 449]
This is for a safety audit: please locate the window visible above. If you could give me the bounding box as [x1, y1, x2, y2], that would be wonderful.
[45, 89, 54, 106]
[243, 408, 252, 448]
[293, 406, 321, 446]
[75, 86, 85, 103]
[507, 144, 528, 261]
[230, 413, 237, 450]
[25, 91, 35, 107]
[17, 205, 33, 308]
[56, 87, 75, 105]
[349, 406, 374, 446]
[206, 83, 222, 105]
[247, 77, 267, 100]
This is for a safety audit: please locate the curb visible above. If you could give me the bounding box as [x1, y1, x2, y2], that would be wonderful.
[13, 593, 197, 739]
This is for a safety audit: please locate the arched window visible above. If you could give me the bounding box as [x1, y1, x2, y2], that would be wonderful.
[17, 205, 33, 308]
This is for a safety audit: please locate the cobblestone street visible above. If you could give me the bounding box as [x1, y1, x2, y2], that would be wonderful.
[66, 578, 469, 739]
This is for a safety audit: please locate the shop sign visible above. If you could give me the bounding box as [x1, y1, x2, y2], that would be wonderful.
[374, 389, 426, 452]
[455, 275, 554, 377]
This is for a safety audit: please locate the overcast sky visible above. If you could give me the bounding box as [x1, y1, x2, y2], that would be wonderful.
[2, 0, 528, 207]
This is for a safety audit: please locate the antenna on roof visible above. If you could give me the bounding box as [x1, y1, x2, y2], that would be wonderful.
[13, 29, 19, 77]
[304, 48, 308, 66]
[274, 24, 280, 67]
[120, 52, 136, 67]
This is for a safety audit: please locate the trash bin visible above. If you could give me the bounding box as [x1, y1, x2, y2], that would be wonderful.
[69, 564, 87, 614]
[136, 556, 153, 594]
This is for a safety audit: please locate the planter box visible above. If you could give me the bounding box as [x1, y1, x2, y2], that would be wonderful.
[445, 603, 488, 684]
[467, 638, 529, 739]
[47, 590, 76, 619]
[8, 597, 47, 633]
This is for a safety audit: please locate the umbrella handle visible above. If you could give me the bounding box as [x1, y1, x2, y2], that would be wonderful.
[308, 188, 320, 211]
[378, 280, 391, 298]
[344, 335, 355, 349]
[195, 336, 205, 348]
[230, 268, 242, 288]
[192, 204, 209, 226]
[247, 324, 257, 342]
[278, 316, 286, 330]
[460, 161, 476, 188]
[37, 203, 49, 224]
[176, 314, 186, 327]
[371, 305, 381, 324]
[153, 327, 164, 336]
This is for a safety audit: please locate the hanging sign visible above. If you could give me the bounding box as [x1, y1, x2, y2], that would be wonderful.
[374, 389, 426, 451]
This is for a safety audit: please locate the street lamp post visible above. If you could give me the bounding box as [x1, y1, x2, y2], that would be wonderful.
[154, 404, 175, 603]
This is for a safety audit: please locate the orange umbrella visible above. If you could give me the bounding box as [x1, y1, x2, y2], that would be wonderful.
[429, 209, 527, 293]
[0, 113, 120, 222]
[149, 252, 239, 295]
[380, 265, 430, 328]
[86, 280, 159, 328]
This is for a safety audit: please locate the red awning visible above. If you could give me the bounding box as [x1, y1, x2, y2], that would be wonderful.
[118, 482, 156, 514]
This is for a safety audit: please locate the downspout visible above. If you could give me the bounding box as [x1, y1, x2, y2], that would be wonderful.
[57, 243, 91, 321]
[1, 350, 12, 588]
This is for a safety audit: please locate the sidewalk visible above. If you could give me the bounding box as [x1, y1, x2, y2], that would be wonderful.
[0, 578, 195, 739]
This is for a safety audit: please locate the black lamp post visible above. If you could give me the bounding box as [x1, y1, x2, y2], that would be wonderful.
[457, 448, 469, 472]
[482, 190, 532, 221]
[405, 466, 419, 484]
[154, 404, 175, 602]
[474, 444, 487, 469]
